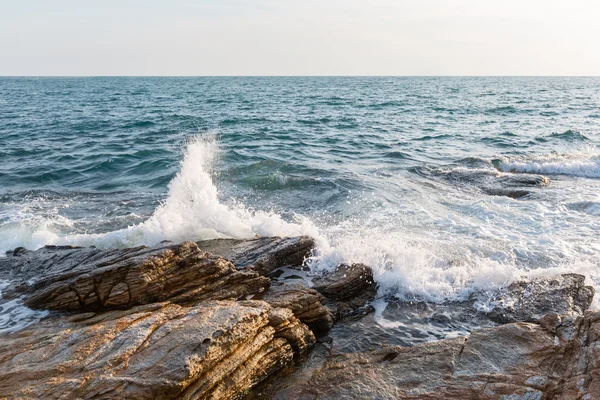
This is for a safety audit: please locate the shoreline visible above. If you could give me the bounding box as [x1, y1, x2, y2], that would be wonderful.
[0, 236, 596, 399]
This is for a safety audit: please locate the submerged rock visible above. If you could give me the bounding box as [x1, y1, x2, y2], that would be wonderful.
[0, 300, 315, 400]
[282, 311, 600, 399]
[482, 273, 594, 323]
[196, 236, 315, 274]
[2, 241, 269, 311]
[412, 164, 551, 199]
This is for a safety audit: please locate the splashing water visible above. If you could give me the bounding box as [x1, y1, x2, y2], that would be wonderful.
[2, 135, 599, 307]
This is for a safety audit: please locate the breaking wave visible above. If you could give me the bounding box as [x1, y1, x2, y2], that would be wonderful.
[496, 151, 600, 178]
[1, 137, 599, 307]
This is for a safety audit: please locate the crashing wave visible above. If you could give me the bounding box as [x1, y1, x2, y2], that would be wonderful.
[495, 151, 600, 178]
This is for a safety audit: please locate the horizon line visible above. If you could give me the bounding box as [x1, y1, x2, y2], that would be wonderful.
[1, 75, 600, 78]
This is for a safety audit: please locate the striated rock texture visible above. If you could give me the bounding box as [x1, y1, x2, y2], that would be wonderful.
[262, 282, 334, 334]
[284, 311, 600, 399]
[2, 241, 269, 311]
[483, 273, 594, 323]
[195, 236, 314, 275]
[0, 300, 315, 400]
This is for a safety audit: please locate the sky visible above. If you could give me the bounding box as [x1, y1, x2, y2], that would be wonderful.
[1, 0, 599, 76]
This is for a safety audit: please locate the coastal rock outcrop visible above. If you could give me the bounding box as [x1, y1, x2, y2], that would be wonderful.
[2, 241, 269, 311]
[0, 300, 314, 400]
[281, 311, 600, 399]
[1, 236, 597, 400]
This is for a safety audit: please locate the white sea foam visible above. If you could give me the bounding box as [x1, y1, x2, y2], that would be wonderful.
[0, 136, 319, 253]
[497, 151, 600, 178]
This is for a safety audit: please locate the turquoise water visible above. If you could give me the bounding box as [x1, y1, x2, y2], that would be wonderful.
[2, 77, 600, 309]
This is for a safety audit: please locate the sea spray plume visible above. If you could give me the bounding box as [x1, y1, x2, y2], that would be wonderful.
[139, 134, 255, 242]
[6, 134, 321, 250]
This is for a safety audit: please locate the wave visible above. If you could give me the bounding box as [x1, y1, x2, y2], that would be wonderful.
[2, 137, 599, 310]
[495, 152, 600, 178]
[548, 130, 589, 141]
[412, 134, 453, 141]
[0, 135, 318, 252]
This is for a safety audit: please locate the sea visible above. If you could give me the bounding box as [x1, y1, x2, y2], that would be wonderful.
[1, 76, 600, 336]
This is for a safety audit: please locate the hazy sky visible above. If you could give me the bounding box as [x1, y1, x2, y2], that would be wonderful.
[1, 0, 599, 76]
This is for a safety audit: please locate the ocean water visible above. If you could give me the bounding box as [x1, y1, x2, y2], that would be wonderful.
[1, 76, 600, 332]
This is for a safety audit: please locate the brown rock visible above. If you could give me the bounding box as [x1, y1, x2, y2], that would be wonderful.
[263, 282, 334, 334]
[195, 236, 315, 274]
[2, 241, 269, 311]
[280, 311, 600, 399]
[0, 300, 315, 400]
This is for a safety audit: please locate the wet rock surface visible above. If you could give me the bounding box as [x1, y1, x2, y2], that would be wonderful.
[195, 235, 314, 274]
[1, 236, 598, 400]
[412, 164, 551, 199]
[280, 311, 600, 399]
[312, 263, 377, 318]
[482, 273, 595, 323]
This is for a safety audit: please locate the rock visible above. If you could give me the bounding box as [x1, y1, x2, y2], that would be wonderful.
[312, 264, 376, 302]
[2, 241, 269, 311]
[196, 236, 315, 275]
[482, 273, 594, 323]
[0, 300, 315, 400]
[281, 311, 600, 399]
[482, 188, 531, 199]
[312, 264, 377, 317]
[262, 282, 334, 334]
[414, 165, 550, 199]
[496, 174, 550, 187]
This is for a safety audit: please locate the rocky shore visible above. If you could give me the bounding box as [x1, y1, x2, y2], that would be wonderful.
[0, 236, 598, 399]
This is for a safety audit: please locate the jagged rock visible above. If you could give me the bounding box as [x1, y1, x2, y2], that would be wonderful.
[0, 300, 315, 400]
[482, 273, 594, 323]
[312, 264, 377, 317]
[195, 236, 314, 274]
[281, 311, 600, 399]
[2, 241, 269, 311]
[262, 282, 334, 334]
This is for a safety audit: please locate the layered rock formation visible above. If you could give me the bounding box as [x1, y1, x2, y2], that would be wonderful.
[312, 263, 377, 318]
[0, 236, 319, 400]
[1, 241, 269, 311]
[281, 311, 600, 399]
[1, 236, 598, 400]
[0, 300, 314, 399]
[262, 282, 334, 333]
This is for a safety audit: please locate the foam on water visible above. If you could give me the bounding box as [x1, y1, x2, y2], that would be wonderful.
[0, 136, 319, 253]
[497, 150, 600, 178]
